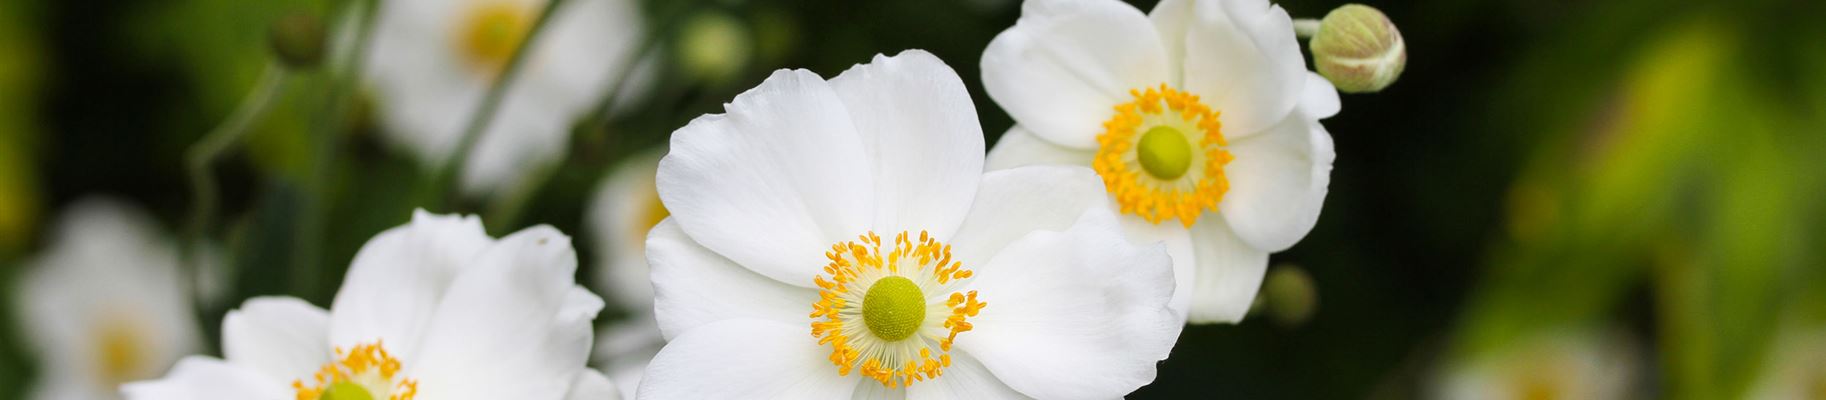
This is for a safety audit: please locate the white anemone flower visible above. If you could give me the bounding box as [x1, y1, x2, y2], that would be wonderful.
[1430, 329, 1639, 400]
[122, 211, 619, 400]
[13, 199, 201, 400]
[365, 0, 652, 195]
[979, 0, 1341, 323]
[640, 50, 1183, 399]
[584, 148, 668, 399]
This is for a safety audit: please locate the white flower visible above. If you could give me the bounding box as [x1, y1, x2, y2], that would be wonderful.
[365, 0, 653, 195]
[979, 0, 1341, 324]
[640, 50, 1182, 399]
[1430, 329, 1639, 400]
[122, 211, 618, 400]
[584, 148, 669, 400]
[13, 199, 201, 400]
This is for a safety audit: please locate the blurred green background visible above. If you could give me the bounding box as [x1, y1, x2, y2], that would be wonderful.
[1, 0, 1823, 398]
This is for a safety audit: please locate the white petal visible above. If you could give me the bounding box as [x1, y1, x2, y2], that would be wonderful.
[1117, 215, 1196, 320]
[958, 209, 1182, 399]
[983, 126, 1096, 171]
[1171, 0, 1307, 138]
[905, 351, 1029, 400]
[221, 297, 331, 382]
[588, 148, 666, 312]
[658, 69, 873, 286]
[1301, 72, 1341, 119]
[950, 166, 1109, 269]
[120, 357, 289, 400]
[637, 319, 860, 399]
[1184, 216, 1270, 324]
[566, 369, 623, 400]
[1218, 111, 1335, 252]
[828, 50, 983, 237]
[981, 0, 1170, 149]
[409, 226, 602, 400]
[850, 381, 906, 400]
[329, 210, 493, 362]
[646, 219, 817, 339]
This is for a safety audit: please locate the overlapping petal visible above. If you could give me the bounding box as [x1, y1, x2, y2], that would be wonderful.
[638, 319, 861, 399]
[1218, 109, 1335, 252]
[221, 297, 330, 383]
[646, 220, 817, 339]
[981, 0, 1170, 149]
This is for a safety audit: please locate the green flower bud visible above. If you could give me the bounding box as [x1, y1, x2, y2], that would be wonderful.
[1262, 264, 1318, 327]
[678, 11, 751, 86]
[1310, 4, 1405, 93]
[269, 13, 327, 69]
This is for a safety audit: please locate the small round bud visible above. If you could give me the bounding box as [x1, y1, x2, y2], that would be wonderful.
[1262, 264, 1318, 327]
[1310, 4, 1405, 93]
[269, 13, 327, 69]
[678, 11, 751, 86]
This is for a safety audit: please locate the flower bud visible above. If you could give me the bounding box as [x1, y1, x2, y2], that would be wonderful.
[1262, 264, 1318, 327]
[678, 11, 751, 86]
[1310, 4, 1405, 93]
[269, 13, 327, 69]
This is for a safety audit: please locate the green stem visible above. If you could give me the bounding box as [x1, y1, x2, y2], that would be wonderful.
[293, 0, 379, 300]
[430, 0, 572, 206]
[184, 62, 288, 296]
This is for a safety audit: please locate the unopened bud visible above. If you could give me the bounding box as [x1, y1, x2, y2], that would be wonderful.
[679, 11, 751, 86]
[1262, 264, 1318, 327]
[1310, 4, 1405, 93]
[269, 13, 327, 69]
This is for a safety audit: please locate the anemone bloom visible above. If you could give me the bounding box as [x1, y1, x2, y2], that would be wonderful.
[365, 0, 652, 195]
[13, 199, 201, 400]
[980, 0, 1342, 324]
[585, 148, 669, 399]
[123, 211, 617, 400]
[638, 50, 1182, 399]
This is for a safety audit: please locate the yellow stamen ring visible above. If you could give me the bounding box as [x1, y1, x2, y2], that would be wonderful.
[1092, 84, 1233, 227]
[292, 342, 418, 400]
[811, 231, 986, 388]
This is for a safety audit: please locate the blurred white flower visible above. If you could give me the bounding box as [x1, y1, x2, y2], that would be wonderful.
[1745, 323, 1826, 399]
[584, 148, 667, 400]
[365, 0, 653, 195]
[640, 50, 1182, 398]
[122, 211, 617, 400]
[980, 0, 1340, 324]
[1431, 329, 1639, 400]
[13, 199, 201, 400]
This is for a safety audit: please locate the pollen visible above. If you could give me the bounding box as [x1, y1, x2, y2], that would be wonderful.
[1092, 84, 1233, 227]
[292, 341, 418, 400]
[811, 231, 983, 388]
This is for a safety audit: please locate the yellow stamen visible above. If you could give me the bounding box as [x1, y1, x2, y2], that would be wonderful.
[811, 231, 983, 388]
[292, 342, 417, 400]
[455, 1, 532, 75]
[1092, 84, 1233, 227]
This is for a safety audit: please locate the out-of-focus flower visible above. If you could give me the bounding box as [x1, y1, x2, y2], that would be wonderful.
[13, 199, 201, 400]
[365, 0, 651, 195]
[640, 51, 1182, 398]
[584, 148, 667, 400]
[123, 211, 617, 400]
[981, 0, 1340, 324]
[1309, 4, 1405, 93]
[1431, 329, 1639, 400]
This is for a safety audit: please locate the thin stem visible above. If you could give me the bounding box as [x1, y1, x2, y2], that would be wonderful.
[183, 62, 287, 349]
[293, 0, 379, 300]
[430, 0, 572, 205]
[1294, 18, 1321, 39]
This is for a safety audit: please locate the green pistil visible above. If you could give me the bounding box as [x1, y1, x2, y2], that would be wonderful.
[319, 382, 374, 400]
[1137, 126, 1194, 180]
[862, 276, 925, 341]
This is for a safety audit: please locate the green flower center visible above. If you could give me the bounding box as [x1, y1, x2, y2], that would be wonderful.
[861, 276, 925, 341]
[1137, 125, 1194, 180]
[319, 382, 374, 400]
